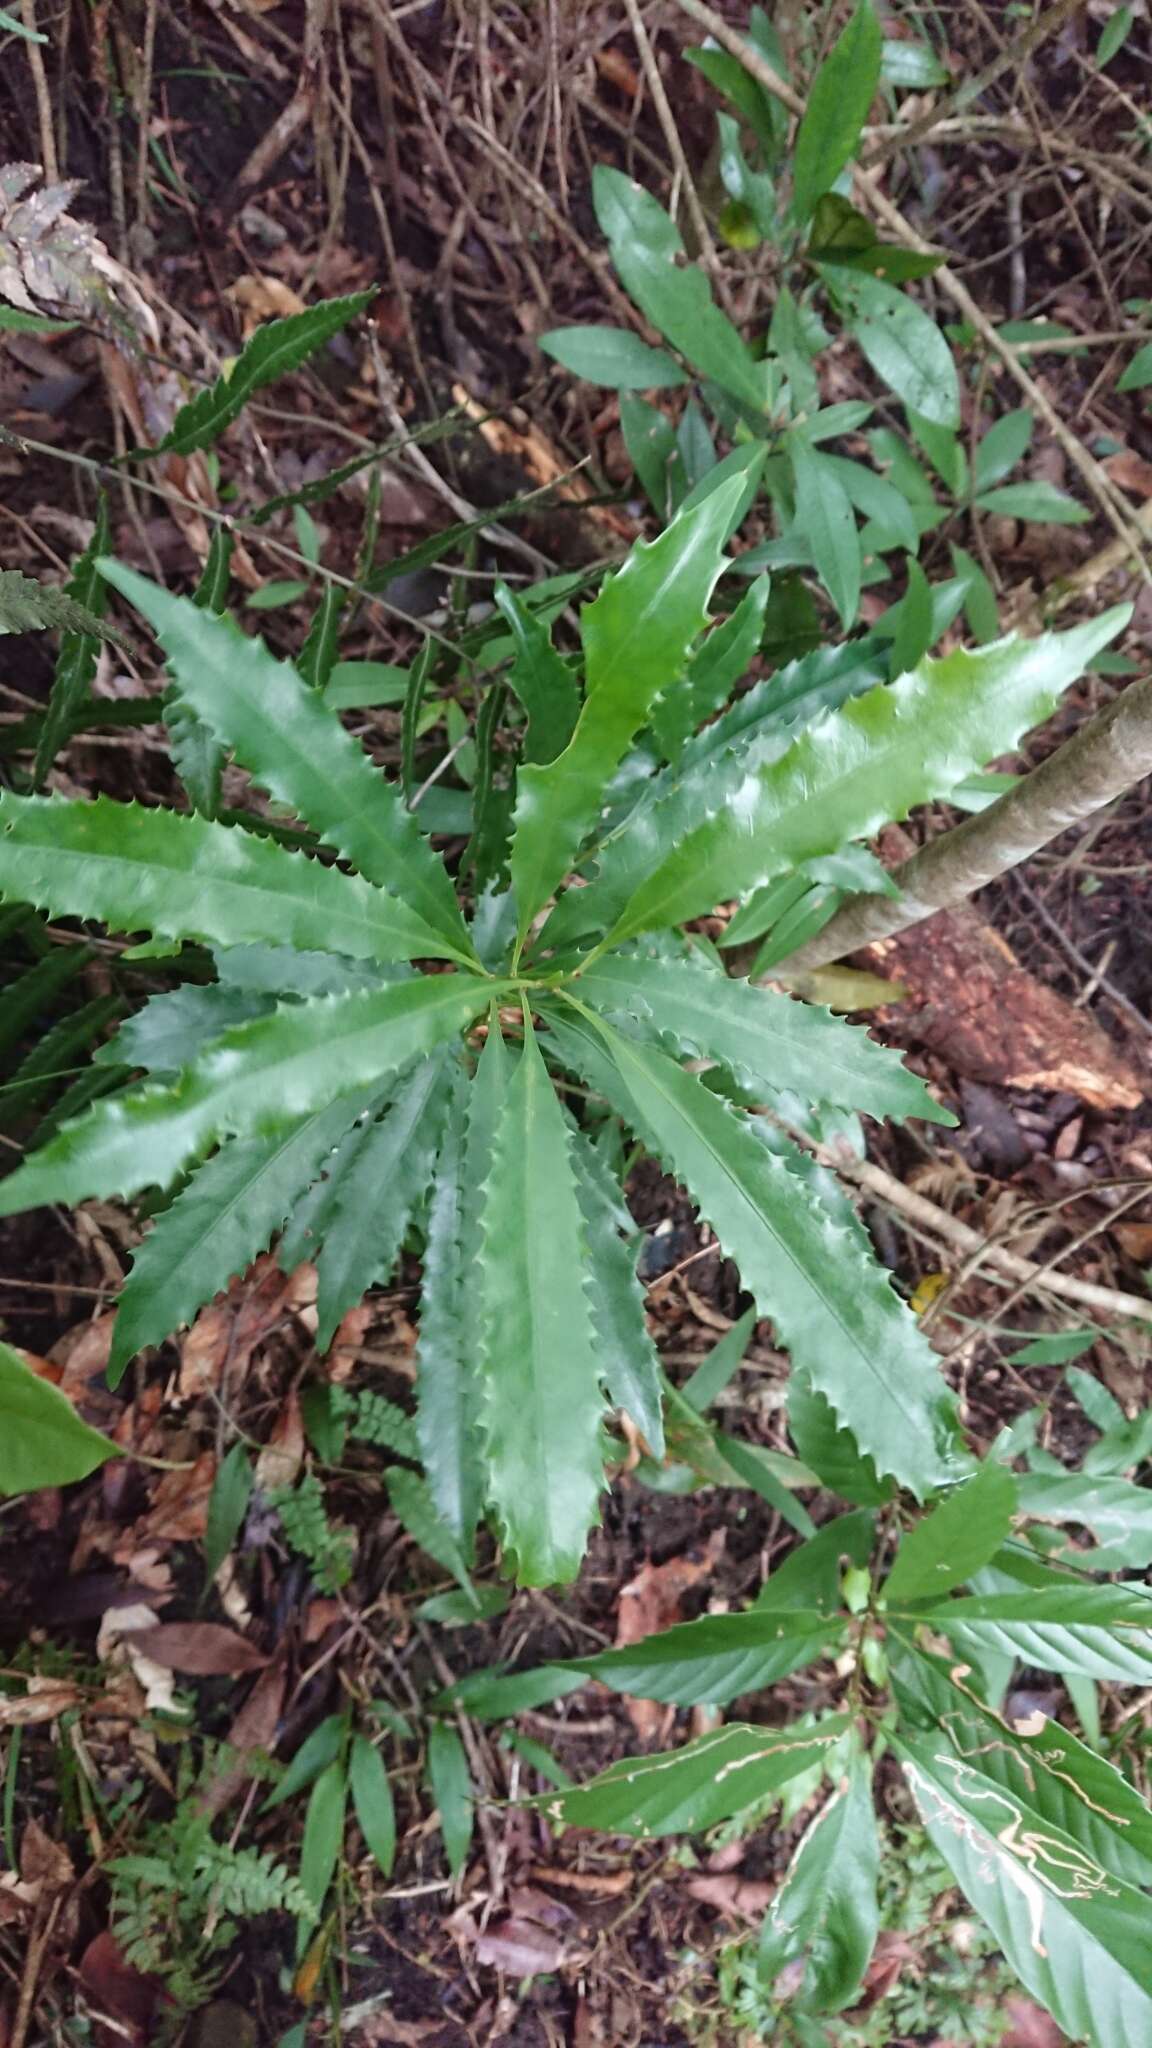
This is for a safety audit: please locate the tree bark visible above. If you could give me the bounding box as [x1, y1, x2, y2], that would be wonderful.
[773, 675, 1152, 974]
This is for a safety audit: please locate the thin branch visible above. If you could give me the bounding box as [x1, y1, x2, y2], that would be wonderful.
[621, 0, 729, 294]
[772, 675, 1152, 972]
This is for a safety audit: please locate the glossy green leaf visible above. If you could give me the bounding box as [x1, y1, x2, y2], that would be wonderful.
[539, 324, 688, 389]
[0, 975, 497, 1214]
[570, 1607, 836, 1707]
[895, 1725, 1152, 2047]
[98, 563, 474, 963]
[792, 2, 882, 224]
[597, 609, 1128, 947]
[974, 408, 1034, 491]
[439, 1663, 583, 1721]
[314, 1053, 452, 1350]
[887, 557, 934, 677]
[787, 1379, 892, 1506]
[152, 291, 374, 455]
[570, 1128, 664, 1456]
[836, 271, 960, 428]
[109, 1093, 373, 1385]
[203, 1441, 254, 1587]
[0, 1340, 115, 1493]
[1015, 1471, 1152, 1570]
[593, 167, 767, 412]
[1117, 341, 1152, 393]
[822, 455, 920, 556]
[427, 1722, 473, 1880]
[34, 498, 110, 786]
[789, 437, 860, 629]
[756, 1509, 875, 1614]
[976, 481, 1090, 525]
[509, 475, 744, 949]
[571, 949, 950, 1125]
[549, 1006, 961, 1498]
[758, 1749, 879, 2011]
[325, 660, 409, 709]
[658, 575, 771, 760]
[910, 1563, 1152, 1683]
[885, 1462, 1017, 1605]
[0, 794, 454, 966]
[493, 583, 580, 766]
[386, 1466, 475, 1594]
[97, 983, 274, 1078]
[415, 1079, 485, 1550]
[476, 1015, 604, 1583]
[534, 1719, 849, 1837]
[950, 544, 1000, 642]
[350, 1735, 396, 1878]
[297, 1758, 348, 1944]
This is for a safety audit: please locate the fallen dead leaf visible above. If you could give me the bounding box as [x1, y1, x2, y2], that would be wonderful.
[197, 1653, 287, 1818]
[1105, 448, 1152, 499]
[96, 1604, 181, 1716]
[475, 1917, 570, 1977]
[615, 1530, 725, 1739]
[0, 1682, 81, 1727]
[684, 1871, 775, 1922]
[228, 273, 307, 324]
[131, 1622, 268, 1677]
[1001, 1996, 1065, 2048]
[254, 1390, 305, 1491]
[134, 1451, 217, 1544]
[79, 1930, 165, 2048]
[20, 1817, 74, 1894]
[528, 1863, 633, 1897]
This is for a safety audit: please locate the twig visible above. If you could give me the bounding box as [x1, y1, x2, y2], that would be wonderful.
[772, 675, 1152, 973]
[621, 0, 728, 294]
[21, 0, 58, 183]
[817, 1145, 1152, 1325]
[667, 0, 1152, 583]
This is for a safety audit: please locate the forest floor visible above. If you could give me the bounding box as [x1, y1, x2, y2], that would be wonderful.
[2, 2, 1152, 2043]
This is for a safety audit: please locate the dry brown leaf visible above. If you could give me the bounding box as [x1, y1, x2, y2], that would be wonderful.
[254, 1390, 305, 1491]
[136, 1451, 217, 1544]
[19, 1817, 74, 1894]
[228, 273, 307, 326]
[684, 1871, 775, 1922]
[1105, 449, 1152, 499]
[0, 1683, 81, 1727]
[130, 1622, 268, 1677]
[475, 1917, 570, 1977]
[79, 1930, 165, 2048]
[614, 1529, 725, 1738]
[97, 1603, 181, 1715]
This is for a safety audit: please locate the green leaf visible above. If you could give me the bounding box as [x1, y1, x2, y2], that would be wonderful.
[0, 974, 498, 1214]
[1098, 5, 1134, 65]
[297, 1758, 348, 1945]
[950, 544, 1000, 642]
[659, 575, 771, 761]
[203, 1441, 254, 1587]
[787, 1379, 892, 1506]
[595, 609, 1128, 947]
[509, 475, 744, 949]
[98, 563, 474, 964]
[297, 584, 344, 690]
[685, 44, 785, 162]
[571, 949, 951, 1125]
[758, 1749, 879, 2012]
[0, 794, 455, 965]
[386, 1466, 475, 1594]
[1118, 341, 1152, 393]
[620, 393, 682, 518]
[757, 1509, 875, 1614]
[593, 167, 767, 412]
[109, 1094, 372, 1385]
[151, 292, 374, 455]
[325, 661, 410, 709]
[34, 497, 111, 786]
[682, 1305, 755, 1415]
[821, 455, 920, 556]
[493, 583, 580, 766]
[314, 1053, 453, 1350]
[476, 1014, 604, 1583]
[909, 1562, 1152, 1682]
[895, 1724, 1152, 2047]
[888, 557, 934, 677]
[974, 408, 1034, 491]
[550, 1006, 962, 1498]
[0, 568, 120, 641]
[1015, 1471, 1152, 1570]
[165, 529, 234, 819]
[880, 37, 948, 87]
[976, 481, 1090, 525]
[885, 1462, 1017, 1605]
[0, 1340, 115, 1493]
[349, 1735, 396, 1878]
[789, 438, 860, 629]
[792, 2, 882, 221]
[534, 1719, 849, 1837]
[0, 302, 67, 325]
[570, 1128, 664, 1456]
[97, 983, 273, 1077]
[835, 272, 960, 428]
[415, 1078, 485, 1550]
[439, 1663, 583, 1721]
[245, 578, 310, 611]
[539, 324, 688, 390]
[263, 1715, 347, 1812]
[426, 1722, 473, 1881]
[570, 1606, 838, 1707]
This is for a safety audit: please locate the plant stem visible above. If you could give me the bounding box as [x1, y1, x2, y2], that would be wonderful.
[771, 674, 1152, 973]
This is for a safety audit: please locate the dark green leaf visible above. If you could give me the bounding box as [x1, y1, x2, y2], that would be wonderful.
[493, 583, 580, 766]
[297, 1758, 348, 1940]
[1098, 6, 1134, 66]
[888, 557, 934, 676]
[835, 271, 960, 428]
[0, 1340, 115, 1493]
[534, 1718, 849, 1836]
[821, 455, 919, 555]
[33, 497, 111, 786]
[659, 575, 771, 761]
[976, 481, 1089, 525]
[681, 1306, 755, 1415]
[620, 393, 682, 518]
[787, 1379, 892, 1506]
[570, 1128, 664, 1456]
[1118, 342, 1152, 393]
[324, 661, 409, 709]
[165, 530, 234, 818]
[0, 568, 121, 641]
[350, 1734, 396, 1877]
[756, 1509, 875, 1614]
[203, 1442, 254, 1588]
[96, 983, 273, 1078]
[298, 585, 345, 691]
[570, 1605, 837, 1706]
[758, 1748, 878, 2012]
[416, 1078, 485, 1550]
[263, 1715, 347, 1812]
[792, 3, 882, 224]
[539, 324, 688, 389]
[974, 408, 1034, 491]
[789, 438, 860, 629]
[387, 1466, 475, 1594]
[151, 292, 375, 455]
[426, 1722, 473, 1880]
[885, 1462, 1018, 1605]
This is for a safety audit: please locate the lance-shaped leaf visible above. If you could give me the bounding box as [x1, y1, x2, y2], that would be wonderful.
[34, 496, 110, 786]
[165, 526, 233, 819]
[895, 1726, 1152, 2047]
[892, 1645, 1152, 1892]
[96, 984, 275, 1078]
[534, 1718, 849, 1837]
[0, 794, 456, 965]
[415, 1076, 485, 1551]
[548, 1005, 961, 1498]
[597, 609, 1129, 949]
[0, 974, 498, 1214]
[569, 1127, 664, 1456]
[791, 1, 882, 224]
[885, 1461, 1018, 1605]
[567, 1607, 838, 1706]
[150, 290, 375, 455]
[98, 563, 474, 962]
[905, 1555, 1152, 1683]
[108, 1093, 374, 1385]
[492, 583, 580, 766]
[0, 1340, 116, 1494]
[757, 1749, 879, 2012]
[572, 949, 951, 1125]
[789, 436, 861, 630]
[476, 1014, 605, 1584]
[314, 1052, 453, 1350]
[1015, 1471, 1152, 1572]
[509, 476, 745, 949]
[653, 574, 771, 761]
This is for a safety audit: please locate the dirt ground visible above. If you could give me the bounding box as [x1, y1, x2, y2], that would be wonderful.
[2, 2, 1152, 2043]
